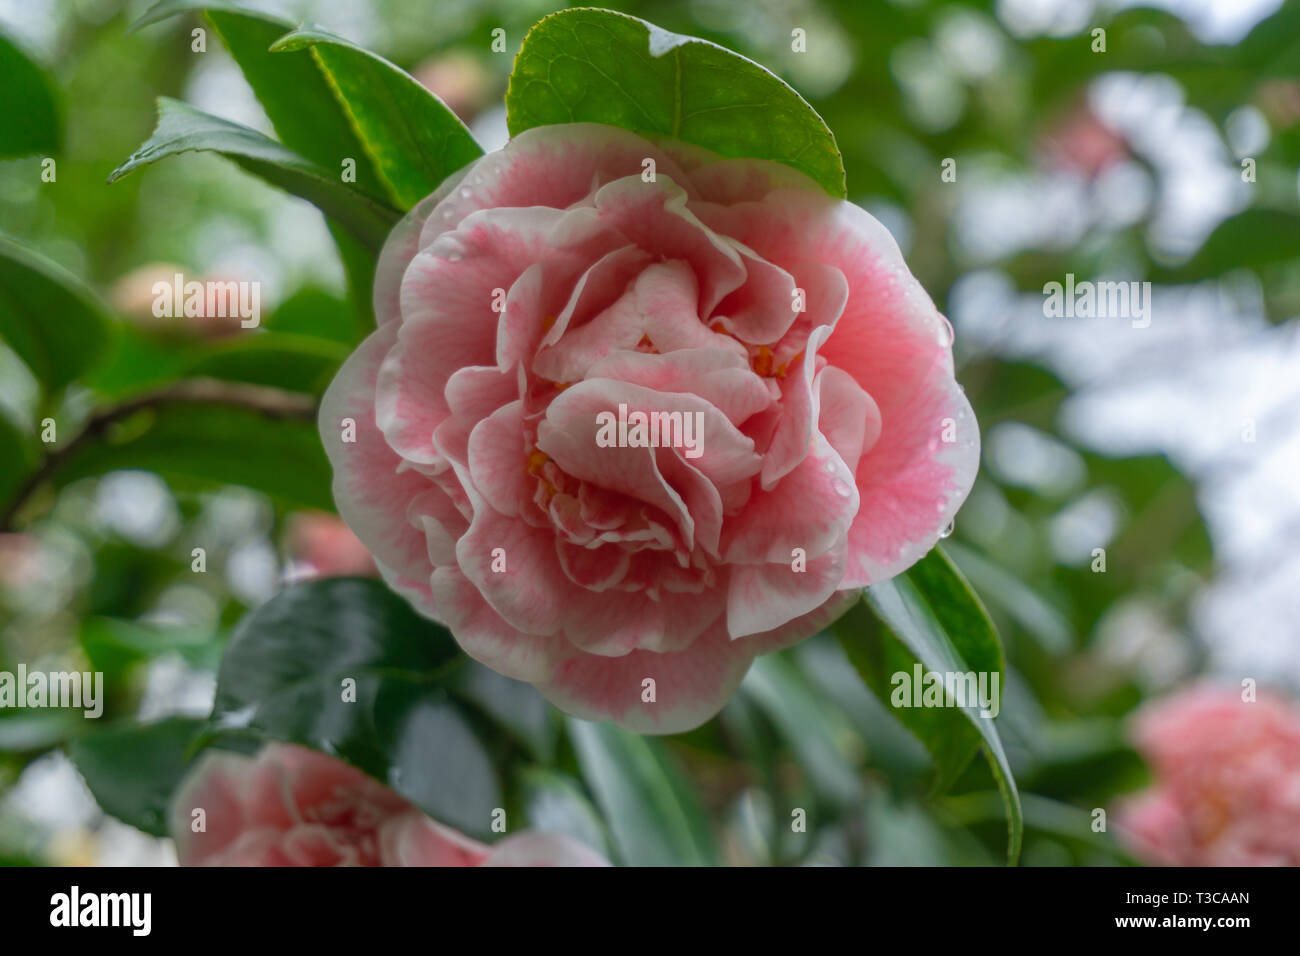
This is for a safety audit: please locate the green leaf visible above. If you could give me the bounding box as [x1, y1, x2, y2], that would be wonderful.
[131, 3, 400, 326]
[943, 540, 1073, 656]
[448, 664, 557, 763]
[53, 396, 332, 511]
[67, 717, 207, 836]
[506, 9, 845, 197]
[833, 547, 1023, 864]
[834, 600, 981, 793]
[89, 325, 346, 400]
[0, 711, 83, 753]
[209, 577, 502, 838]
[1155, 209, 1300, 283]
[132, 2, 389, 205]
[79, 616, 219, 674]
[109, 98, 399, 251]
[517, 767, 609, 855]
[0, 31, 61, 157]
[328, 222, 379, 327]
[270, 26, 483, 209]
[262, 285, 362, 345]
[0, 234, 111, 392]
[0, 409, 37, 507]
[179, 333, 347, 396]
[740, 653, 862, 808]
[566, 717, 717, 866]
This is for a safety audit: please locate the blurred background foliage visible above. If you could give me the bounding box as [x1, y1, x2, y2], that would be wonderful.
[1, 0, 1297, 866]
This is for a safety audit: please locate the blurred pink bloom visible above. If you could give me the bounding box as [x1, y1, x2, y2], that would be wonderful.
[109, 262, 249, 338]
[1039, 103, 1128, 180]
[171, 743, 610, 867]
[1255, 79, 1300, 129]
[412, 51, 495, 123]
[1118, 685, 1300, 866]
[286, 511, 377, 578]
[0, 533, 40, 590]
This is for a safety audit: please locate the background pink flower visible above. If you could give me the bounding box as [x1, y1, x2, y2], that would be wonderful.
[1118, 685, 1300, 866]
[320, 123, 978, 732]
[170, 743, 609, 867]
[285, 511, 378, 579]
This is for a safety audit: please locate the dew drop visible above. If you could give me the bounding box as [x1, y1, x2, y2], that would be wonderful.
[459, 187, 472, 198]
[938, 519, 955, 539]
[938, 316, 955, 348]
[832, 478, 852, 498]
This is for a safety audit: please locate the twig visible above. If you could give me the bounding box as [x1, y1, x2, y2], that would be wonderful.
[1, 378, 318, 531]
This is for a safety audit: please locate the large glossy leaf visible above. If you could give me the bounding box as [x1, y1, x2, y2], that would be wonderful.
[109, 98, 399, 251]
[833, 547, 1023, 864]
[131, 2, 389, 205]
[0, 234, 111, 392]
[944, 540, 1073, 656]
[131, 3, 401, 327]
[270, 26, 483, 209]
[834, 599, 981, 793]
[208, 578, 501, 838]
[506, 9, 845, 197]
[0, 31, 61, 157]
[567, 718, 717, 866]
[67, 717, 207, 837]
[52, 395, 332, 511]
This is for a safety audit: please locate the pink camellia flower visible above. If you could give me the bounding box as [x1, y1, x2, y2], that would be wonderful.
[320, 123, 978, 732]
[1118, 685, 1300, 866]
[170, 743, 609, 867]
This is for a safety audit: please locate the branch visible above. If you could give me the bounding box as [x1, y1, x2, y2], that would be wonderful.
[1, 379, 318, 531]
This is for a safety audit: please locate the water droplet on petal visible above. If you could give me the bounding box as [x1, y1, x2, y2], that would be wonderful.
[938, 316, 955, 348]
[832, 478, 852, 498]
[938, 519, 955, 539]
[459, 187, 472, 198]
